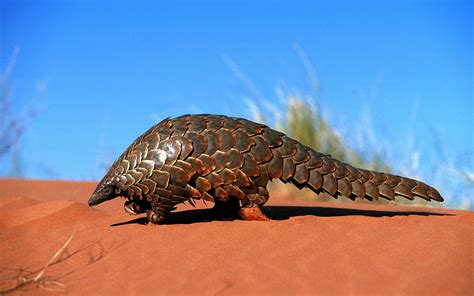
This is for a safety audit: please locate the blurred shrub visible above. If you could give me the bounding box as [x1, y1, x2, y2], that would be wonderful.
[0, 47, 39, 177]
[229, 47, 472, 209]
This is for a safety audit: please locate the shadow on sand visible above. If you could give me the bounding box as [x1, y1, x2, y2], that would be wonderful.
[110, 205, 451, 227]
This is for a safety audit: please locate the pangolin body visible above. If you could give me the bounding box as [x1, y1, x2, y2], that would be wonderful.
[88, 114, 443, 223]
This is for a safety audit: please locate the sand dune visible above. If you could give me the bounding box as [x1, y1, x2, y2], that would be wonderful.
[0, 179, 472, 295]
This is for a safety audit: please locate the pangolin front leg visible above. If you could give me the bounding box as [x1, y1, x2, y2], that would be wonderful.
[123, 199, 150, 215]
[88, 114, 444, 225]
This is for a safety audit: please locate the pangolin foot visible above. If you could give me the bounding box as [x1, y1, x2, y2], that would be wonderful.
[239, 206, 270, 221]
[146, 210, 166, 224]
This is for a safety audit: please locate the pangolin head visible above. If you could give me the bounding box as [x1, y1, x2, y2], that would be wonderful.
[88, 176, 119, 206]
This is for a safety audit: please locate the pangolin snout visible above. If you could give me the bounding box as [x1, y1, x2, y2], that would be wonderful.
[88, 193, 103, 206]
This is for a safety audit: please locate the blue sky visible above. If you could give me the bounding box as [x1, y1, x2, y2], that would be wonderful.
[1, 0, 472, 183]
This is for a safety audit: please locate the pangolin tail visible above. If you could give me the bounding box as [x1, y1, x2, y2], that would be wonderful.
[265, 134, 443, 203]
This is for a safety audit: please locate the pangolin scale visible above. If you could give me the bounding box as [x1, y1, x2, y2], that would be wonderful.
[88, 114, 443, 223]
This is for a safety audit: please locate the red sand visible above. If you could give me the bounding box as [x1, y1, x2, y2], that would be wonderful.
[0, 178, 473, 295]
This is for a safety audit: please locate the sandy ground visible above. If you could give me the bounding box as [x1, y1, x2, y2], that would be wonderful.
[0, 178, 472, 295]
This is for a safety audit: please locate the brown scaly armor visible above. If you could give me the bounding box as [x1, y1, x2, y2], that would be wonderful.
[88, 114, 444, 223]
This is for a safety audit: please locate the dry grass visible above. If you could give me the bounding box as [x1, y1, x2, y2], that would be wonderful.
[0, 230, 75, 294]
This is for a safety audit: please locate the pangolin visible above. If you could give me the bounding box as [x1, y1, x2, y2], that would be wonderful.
[88, 114, 443, 223]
